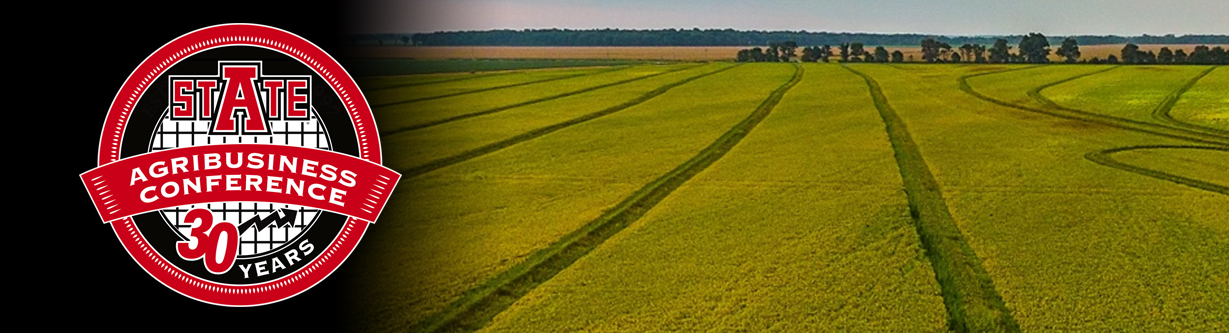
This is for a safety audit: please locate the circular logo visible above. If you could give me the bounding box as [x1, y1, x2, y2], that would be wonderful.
[80, 24, 399, 306]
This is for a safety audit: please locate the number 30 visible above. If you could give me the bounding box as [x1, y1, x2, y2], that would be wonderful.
[176, 208, 240, 274]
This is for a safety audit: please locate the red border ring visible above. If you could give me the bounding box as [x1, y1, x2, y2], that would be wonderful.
[97, 23, 378, 306]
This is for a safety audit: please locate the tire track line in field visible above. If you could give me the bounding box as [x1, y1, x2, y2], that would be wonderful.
[413, 63, 803, 333]
[372, 66, 630, 108]
[1085, 145, 1229, 195]
[360, 71, 516, 92]
[395, 64, 741, 179]
[1025, 66, 1121, 110]
[1150, 67, 1228, 136]
[379, 63, 707, 136]
[959, 68, 1229, 146]
[1027, 66, 1229, 141]
[844, 64, 1022, 333]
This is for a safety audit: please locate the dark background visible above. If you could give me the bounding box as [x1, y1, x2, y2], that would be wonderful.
[41, 2, 362, 330]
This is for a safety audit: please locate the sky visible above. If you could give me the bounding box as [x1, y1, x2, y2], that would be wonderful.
[344, 0, 1228, 36]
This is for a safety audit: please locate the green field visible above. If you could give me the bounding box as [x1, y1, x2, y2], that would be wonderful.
[347, 62, 1228, 332]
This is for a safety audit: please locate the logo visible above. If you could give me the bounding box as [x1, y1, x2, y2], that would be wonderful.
[80, 24, 399, 306]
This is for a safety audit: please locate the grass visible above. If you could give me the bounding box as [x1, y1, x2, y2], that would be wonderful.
[344, 63, 797, 332]
[1087, 145, 1229, 195]
[845, 63, 1020, 332]
[365, 66, 615, 107]
[1167, 67, 1229, 132]
[344, 61, 1229, 333]
[864, 63, 1229, 332]
[480, 62, 947, 332]
[959, 65, 1229, 146]
[425, 62, 803, 333]
[1038, 65, 1213, 125]
[373, 66, 686, 133]
[382, 63, 736, 175]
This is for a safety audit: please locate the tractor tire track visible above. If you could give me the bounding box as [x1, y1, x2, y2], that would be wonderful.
[844, 64, 1022, 333]
[395, 64, 741, 179]
[379, 64, 706, 136]
[1025, 66, 1121, 110]
[361, 71, 516, 92]
[372, 66, 630, 108]
[1085, 145, 1229, 195]
[1027, 66, 1229, 141]
[959, 68, 1229, 146]
[1150, 67, 1228, 137]
[413, 63, 803, 333]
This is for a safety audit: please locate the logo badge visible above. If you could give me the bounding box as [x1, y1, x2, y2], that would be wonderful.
[80, 24, 399, 306]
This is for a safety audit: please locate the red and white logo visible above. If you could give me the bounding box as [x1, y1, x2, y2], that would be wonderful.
[79, 24, 399, 306]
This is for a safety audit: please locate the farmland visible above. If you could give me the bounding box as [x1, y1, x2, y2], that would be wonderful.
[344, 61, 1228, 332]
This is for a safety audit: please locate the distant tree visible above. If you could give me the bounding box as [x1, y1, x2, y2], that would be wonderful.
[1089, 57, 1103, 64]
[864, 52, 876, 63]
[1157, 47, 1174, 64]
[989, 39, 1011, 63]
[1189, 45, 1212, 64]
[820, 45, 832, 62]
[939, 42, 953, 62]
[1018, 33, 1051, 63]
[921, 38, 943, 63]
[766, 42, 781, 62]
[401, 36, 410, 45]
[1009, 53, 1025, 63]
[874, 46, 890, 63]
[891, 50, 905, 63]
[1142, 51, 1158, 64]
[850, 42, 866, 62]
[799, 46, 817, 62]
[950, 52, 962, 63]
[1106, 55, 1119, 64]
[972, 44, 987, 63]
[1121, 44, 1140, 64]
[750, 47, 765, 62]
[1210, 46, 1229, 64]
[959, 44, 976, 63]
[1055, 38, 1080, 63]
[1173, 49, 1188, 63]
[736, 49, 753, 62]
[779, 41, 799, 61]
[839, 43, 851, 62]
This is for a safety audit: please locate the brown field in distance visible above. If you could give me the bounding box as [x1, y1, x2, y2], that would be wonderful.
[346, 44, 1226, 62]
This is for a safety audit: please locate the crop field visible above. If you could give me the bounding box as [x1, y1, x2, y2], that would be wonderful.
[346, 61, 1227, 332]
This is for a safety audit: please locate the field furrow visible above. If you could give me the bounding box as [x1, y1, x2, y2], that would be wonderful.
[345, 63, 797, 333]
[380, 63, 705, 135]
[845, 64, 1020, 332]
[365, 66, 615, 106]
[960, 66, 1229, 146]
[373, 64, 690, 133]
[429, 62, 803, 333]
[1036, 65, 1229, 138]
[478, 62, 948, 332]
[1166, 67, 1229, 132]
[359, 71, 515, 91]
[384, 63, 738, 176]
[857, 63, 1229, 332]
[1086, 145, 1229, 195]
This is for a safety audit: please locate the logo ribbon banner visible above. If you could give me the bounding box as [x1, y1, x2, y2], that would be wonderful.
[81, 144, 400, 223]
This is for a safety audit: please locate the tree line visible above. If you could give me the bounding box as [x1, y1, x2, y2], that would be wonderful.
[737, 42, 901, 63]
[364, 29, 1228, 47]
[735, 33, 1229, 64]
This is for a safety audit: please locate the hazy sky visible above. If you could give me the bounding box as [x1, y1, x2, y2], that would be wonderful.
[346, 0, 1228, 35]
